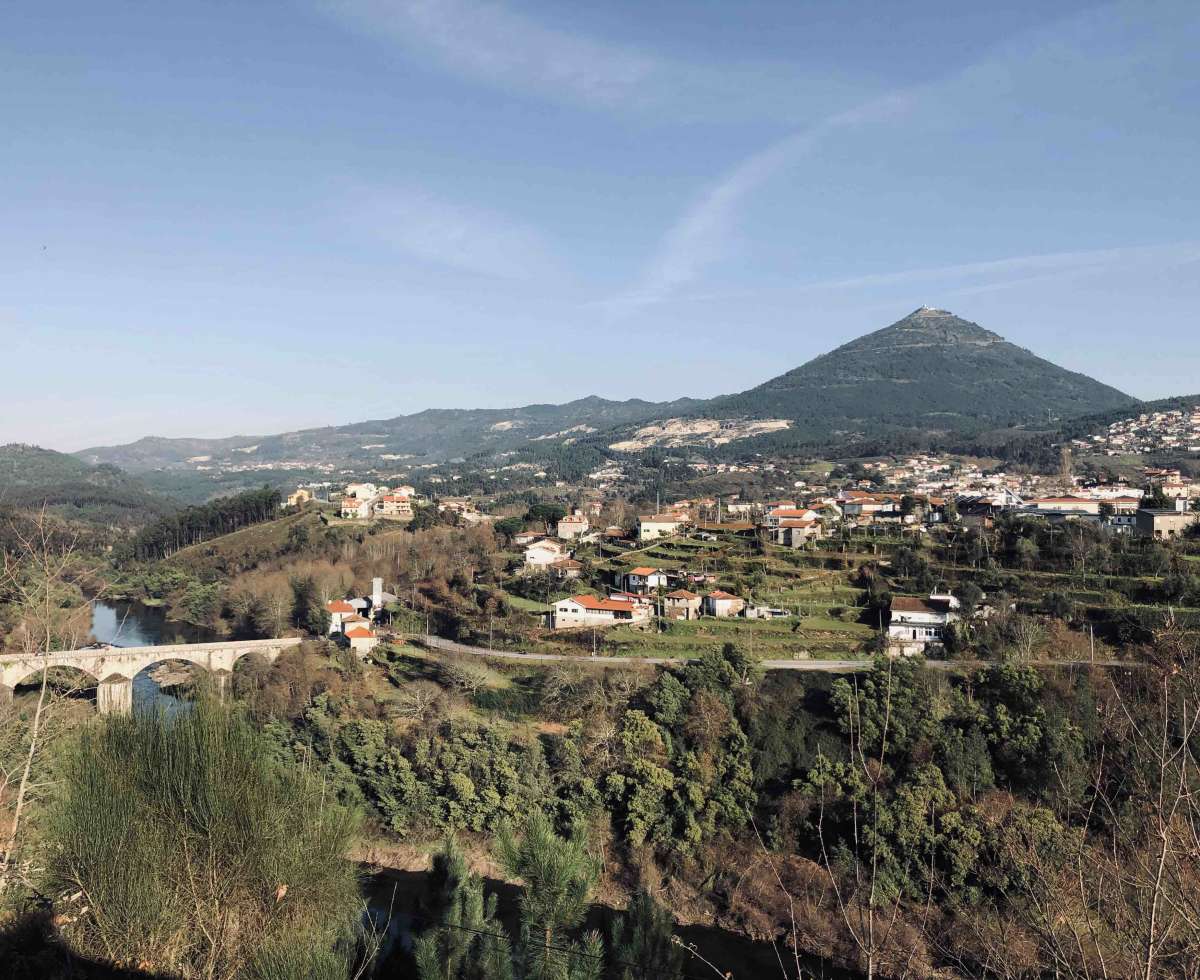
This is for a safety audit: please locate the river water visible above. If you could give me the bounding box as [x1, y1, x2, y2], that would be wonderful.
[89, 599, 218, 714]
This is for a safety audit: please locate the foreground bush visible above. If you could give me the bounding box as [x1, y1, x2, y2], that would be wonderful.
[45, 700, 364, 979]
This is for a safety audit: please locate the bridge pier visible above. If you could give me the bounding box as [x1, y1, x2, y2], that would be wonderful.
[213, 668, 231, 702]
[97, 674, 133, 716]
[0, 684, 12, 710]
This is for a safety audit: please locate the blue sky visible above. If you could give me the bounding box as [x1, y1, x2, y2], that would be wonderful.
[2, 0, 1198, 450]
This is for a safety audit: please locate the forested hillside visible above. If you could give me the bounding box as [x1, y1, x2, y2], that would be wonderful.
[120, 486, 282, 562]
[0, 443, 175, 528]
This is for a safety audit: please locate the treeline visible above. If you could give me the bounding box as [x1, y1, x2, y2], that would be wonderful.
[120, 486, 281, 561]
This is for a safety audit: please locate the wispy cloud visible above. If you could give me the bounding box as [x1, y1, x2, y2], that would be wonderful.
[613, 0, 1200, 312]
[342, 184, 558, 279]
[608, 94, 913, 311]
[791, 242, 1200, 296]
[623, 242, 1200, 308]
[317, 0, 868, 120]
[322, 0, 653, 109]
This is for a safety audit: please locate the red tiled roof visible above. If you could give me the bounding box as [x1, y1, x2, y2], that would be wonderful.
[327, 600, 355, 613]
[666, 590, 699, 600]
[344, 628, 375, 639]
[565, 595, 636, 612]
[706, 590, 740, 601]
[628, 567, 661, 576]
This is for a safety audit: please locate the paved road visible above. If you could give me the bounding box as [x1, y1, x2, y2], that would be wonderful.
[405, 635, 1133, 672]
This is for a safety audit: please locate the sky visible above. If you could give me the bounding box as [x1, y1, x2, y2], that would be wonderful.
[2, 0, 1198, 451]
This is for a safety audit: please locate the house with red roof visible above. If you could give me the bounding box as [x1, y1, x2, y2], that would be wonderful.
[373, 494, 413, 519]
[344, 626, 379, 656]
[762, 506, 821, 530]
[663, 589, 702, 620]
[326, 599, 356, 634]
[621, 566, 669, 593]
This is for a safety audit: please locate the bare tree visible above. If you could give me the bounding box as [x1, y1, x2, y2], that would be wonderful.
[0, 508, 92, 896]
[809, 660, 916, 978]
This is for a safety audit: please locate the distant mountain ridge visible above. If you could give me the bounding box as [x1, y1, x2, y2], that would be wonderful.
[75, 308, 1138, 471]
[76, 396, 704, 471]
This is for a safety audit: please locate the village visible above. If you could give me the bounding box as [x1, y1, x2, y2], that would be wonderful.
[307, 450, 1200, 660]
[1078, 406, 1200, 456]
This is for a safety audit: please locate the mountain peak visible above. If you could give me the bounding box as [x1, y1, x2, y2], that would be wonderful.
[706, 308, 1134, 441]
[845, 307, 1004, 350]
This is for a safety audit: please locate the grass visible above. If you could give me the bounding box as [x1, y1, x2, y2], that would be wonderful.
[501, 592, 554, 614]
[536, 614, 873, 661]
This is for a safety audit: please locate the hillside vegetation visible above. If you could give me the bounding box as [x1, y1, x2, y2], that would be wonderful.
[0, 443, 175, 528]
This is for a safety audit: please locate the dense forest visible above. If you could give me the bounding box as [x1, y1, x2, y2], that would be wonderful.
[120, 486, 282, 561]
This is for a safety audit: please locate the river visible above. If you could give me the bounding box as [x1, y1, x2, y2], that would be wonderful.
[89, 599, 218, 714]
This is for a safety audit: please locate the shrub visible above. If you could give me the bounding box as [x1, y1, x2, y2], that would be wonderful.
[45, 700, 363, 979]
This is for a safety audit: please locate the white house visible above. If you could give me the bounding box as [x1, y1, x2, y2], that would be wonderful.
[888, 593, 961, 655]
[622, 566, 669, 593]
[525, 538, 569, 568]
[557, 512, 590, 540]
[703, 590, 745, 618]
[345, 626, 379, 657]
[340, 497, 374, 520]
[637, 514, 686, 542]
[552, 595, 651, 629]
[344, 483, 377, 500]
[326, 599, 356, 634]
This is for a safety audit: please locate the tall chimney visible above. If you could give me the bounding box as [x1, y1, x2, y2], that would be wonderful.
[372, 577, 383, 615]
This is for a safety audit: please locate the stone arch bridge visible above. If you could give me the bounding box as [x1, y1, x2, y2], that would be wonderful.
[0, 637, 303, 714]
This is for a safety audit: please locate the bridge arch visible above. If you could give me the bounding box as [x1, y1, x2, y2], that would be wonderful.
[8, 664, 101, 691]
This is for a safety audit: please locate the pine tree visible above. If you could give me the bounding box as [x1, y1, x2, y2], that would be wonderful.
[609, 889, 684, 980]
[414, 838, 514, 980]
